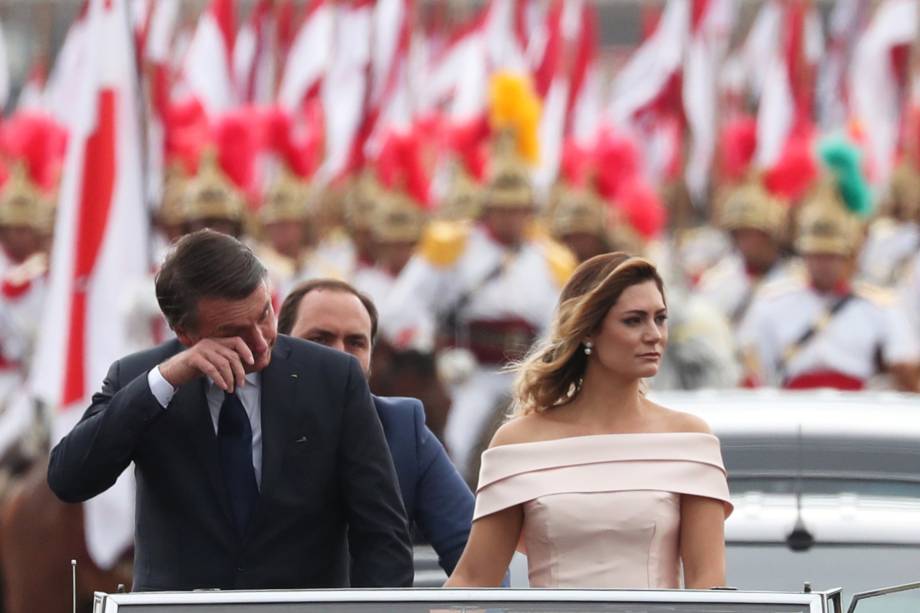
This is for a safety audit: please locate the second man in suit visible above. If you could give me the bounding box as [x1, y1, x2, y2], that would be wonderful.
[278, 278, 475, 575]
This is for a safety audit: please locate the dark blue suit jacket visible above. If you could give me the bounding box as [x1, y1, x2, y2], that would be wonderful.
[373, 395, 473, 575]
[48, 337, 413, 591]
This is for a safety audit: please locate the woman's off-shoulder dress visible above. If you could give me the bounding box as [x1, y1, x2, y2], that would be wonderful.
[474, 433, 733, 588]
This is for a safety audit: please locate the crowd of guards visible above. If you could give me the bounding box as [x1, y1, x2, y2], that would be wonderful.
[0, 76, 919, 484]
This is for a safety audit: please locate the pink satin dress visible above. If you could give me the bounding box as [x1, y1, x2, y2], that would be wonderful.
[474, 433, 733, 588]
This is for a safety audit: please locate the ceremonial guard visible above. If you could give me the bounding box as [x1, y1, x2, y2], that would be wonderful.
[180, 150, 249, 239]
[697, 177, 795, 327]
[380, 74, 576, 480]
[0, 113, 62, 278]
[738, 140, 920, 392]
[0, 112, 64, 482]
[546, 141, 617, 264]
[350, 131, 429, 305]
[859, 160, 920, 287]
[255, 170, 315, 296]
[304, 174, 382, 285]
[353, 195, 425, 307]
[897, 251, 920, 344]
[255, 107, 335, 295]
[0, 113, 63, 402]
[548, 187, 611, 264]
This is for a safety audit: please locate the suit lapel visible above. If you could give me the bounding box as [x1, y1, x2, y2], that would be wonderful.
[249, 338, 300, 529]
[177, 377, 236, 531]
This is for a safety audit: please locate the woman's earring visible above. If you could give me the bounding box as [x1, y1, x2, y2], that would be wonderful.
[583, 340, 593, 356]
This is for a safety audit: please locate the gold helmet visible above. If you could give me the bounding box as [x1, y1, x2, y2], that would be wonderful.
[0, 163, 55, 232]
[370, 129, 431, 242]
[484, 158, 534, 210]
[887, 160, 920, 221]
[548, 185, 606, 238]
[260, 169, 311, 226]
[795, 182, 866, 256]
[371, 193, 426, 244]
[795, 138, 873, 257]
[0, 112, 66, 233]
[181, 149, 246, 224]
[344, 171, 384, 232]
[718, 177, 788, 240]
[483, 73, 540, 211]
[439, 165, 482, 221]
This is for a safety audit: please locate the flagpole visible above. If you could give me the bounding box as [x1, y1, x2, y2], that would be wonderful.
[123, 0, 155, 272]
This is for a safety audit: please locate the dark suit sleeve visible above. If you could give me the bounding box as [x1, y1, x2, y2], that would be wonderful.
[47, 360, 163, 503]
[337, 358, 414, 587]
[411, 402, 474, 575]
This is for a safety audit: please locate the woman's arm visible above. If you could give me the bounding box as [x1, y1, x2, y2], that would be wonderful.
[679, 494, 727, 589]
[444, 503, 523, 587]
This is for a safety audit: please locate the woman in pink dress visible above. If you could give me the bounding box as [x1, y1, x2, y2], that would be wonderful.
[445, 252, 732, 589]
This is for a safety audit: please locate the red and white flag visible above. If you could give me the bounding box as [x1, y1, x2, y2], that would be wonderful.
[144, 0, 181, 212]
[277, 0, 333, 112]
[319, 0, 373, 181]
[534, 0, 597, 191]
[849, 0, 917, 186]
[425, 10, 489, 121]
[608, 0, 687, 127]
[234, 0, 278, 105]
[606, 0, 687, 187]
[365, 0, 415, 156]
[816, 0, 868, 129]
[42, 8, 90, 123]
[683, 0, 735, 198]
[484, 0, 529, 73]
[753, 0, 823, 167]
[30, 0, 149, 570]
[0, 20, 9, 110]
[181, 0, 237, 116]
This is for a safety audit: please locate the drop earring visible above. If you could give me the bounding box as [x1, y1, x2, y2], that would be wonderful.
[583, 340, 593, 356]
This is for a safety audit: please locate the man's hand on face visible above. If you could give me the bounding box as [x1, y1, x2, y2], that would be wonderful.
[159, 337, 255, 393]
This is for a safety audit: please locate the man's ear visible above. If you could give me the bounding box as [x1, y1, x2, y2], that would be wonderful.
[175, 326, 197, 348]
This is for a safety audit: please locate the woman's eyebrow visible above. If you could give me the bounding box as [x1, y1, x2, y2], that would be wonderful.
[620, 308, 667, 316]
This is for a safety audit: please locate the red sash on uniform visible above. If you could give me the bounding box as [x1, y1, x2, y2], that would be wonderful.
[783, 371, 864, 391]
[461, 318, 538, 365]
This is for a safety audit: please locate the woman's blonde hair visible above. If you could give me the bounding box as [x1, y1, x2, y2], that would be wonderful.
[509, 252, 665, 416]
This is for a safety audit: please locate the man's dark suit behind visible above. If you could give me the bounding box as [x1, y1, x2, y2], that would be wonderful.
[373, 395, 473, 574]
[48, 336, 413, 591]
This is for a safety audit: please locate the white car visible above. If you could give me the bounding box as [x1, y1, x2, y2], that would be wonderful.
[92, 584, 920, 613]
[654, 389, 920, 604]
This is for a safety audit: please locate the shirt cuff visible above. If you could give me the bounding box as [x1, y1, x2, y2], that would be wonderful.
[147, 366, 177, 408]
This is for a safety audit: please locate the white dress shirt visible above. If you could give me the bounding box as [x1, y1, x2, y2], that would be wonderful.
[148, 367, 263, 488]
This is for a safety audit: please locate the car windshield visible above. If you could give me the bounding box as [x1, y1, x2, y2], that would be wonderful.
[729, 477, 920, 499]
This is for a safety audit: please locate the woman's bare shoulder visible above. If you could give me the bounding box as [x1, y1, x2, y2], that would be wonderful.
[646, 401, 713, 434]
[489, 412, 556, 448]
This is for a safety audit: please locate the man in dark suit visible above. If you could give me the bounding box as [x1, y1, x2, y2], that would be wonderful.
[47, 230, 413, 591]
[277, 279, 474, 575]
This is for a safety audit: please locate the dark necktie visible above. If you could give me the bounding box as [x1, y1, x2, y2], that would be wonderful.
[218, 392, 259, 535]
